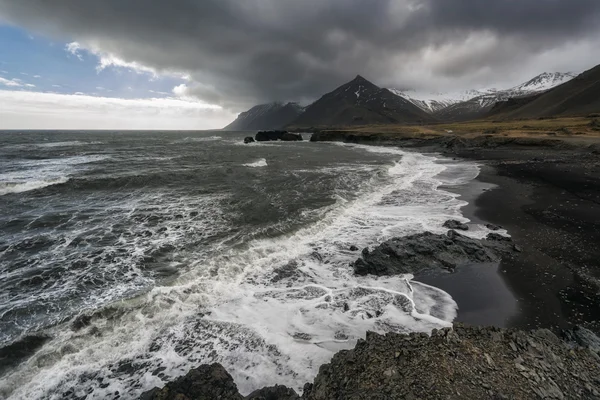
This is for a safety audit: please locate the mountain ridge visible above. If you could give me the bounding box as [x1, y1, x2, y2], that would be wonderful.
[488, 65, 600, 119]
[223, 101, 304, 130]
[223, 71, 588, 129]
[390, 72, 576, 119]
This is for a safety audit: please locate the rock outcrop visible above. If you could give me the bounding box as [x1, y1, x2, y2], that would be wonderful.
[142, 325, 600, 400]
[353, 230, 516, 276]
[255, 131, 303, 142]
[141, 363, 243, 400]
[244, 136, 255, 144]
[443, 219, 469, 231]
[246, 386, 300, 400]
[303, 325, 600, 400]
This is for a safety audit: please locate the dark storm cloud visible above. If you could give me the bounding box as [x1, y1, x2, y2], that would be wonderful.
[1, 0, 599, 109]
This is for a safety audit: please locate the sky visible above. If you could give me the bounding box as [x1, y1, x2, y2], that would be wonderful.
[0, 0, 599, 130]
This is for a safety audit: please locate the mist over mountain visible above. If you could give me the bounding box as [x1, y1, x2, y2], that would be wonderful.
[223, 102, 304, 130]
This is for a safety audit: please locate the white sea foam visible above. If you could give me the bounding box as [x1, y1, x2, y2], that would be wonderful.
[0, 146, 485, 399]
[3, 141, 103, 150]
[0, 177, 70, 195]
[0, 155, 109, 196]
[171, 136, 222, 144]
[32, 141, 102, 148]
[243, 158, 268, 168]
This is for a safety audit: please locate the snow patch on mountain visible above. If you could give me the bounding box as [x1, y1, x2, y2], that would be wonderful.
[389, 72, 576, 114]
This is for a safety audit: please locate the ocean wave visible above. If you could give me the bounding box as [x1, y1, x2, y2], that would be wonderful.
[171, 136, 222, 144]
[0, 178, 70, 196]
[0, 155, 109, 196]
[33, 141, 103, 148]
[243, 158, 268, 168]
[0, 148, 487, 399]
[2, 141, 103, 150]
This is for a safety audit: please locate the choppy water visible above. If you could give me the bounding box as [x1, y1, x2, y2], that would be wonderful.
[0, 130, 487, 399]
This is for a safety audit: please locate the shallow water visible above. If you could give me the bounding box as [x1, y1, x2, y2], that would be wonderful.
[1, 130, 495, 399]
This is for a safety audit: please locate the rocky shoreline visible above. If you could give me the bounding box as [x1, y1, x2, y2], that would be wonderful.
[142, 133, 600, 399]
[143, 231, 600, 399]
[143, 323, 600, 399]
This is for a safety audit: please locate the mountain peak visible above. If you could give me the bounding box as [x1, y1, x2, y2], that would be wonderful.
[352, 74, 369, 83]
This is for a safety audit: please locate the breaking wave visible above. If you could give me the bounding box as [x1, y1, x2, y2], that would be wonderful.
[0, 135, 485, 399]
[243, 158, 268, 167]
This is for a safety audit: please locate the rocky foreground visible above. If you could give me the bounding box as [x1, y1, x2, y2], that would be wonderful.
[142, 324, 600, 400]
[142, 229, 600, 399]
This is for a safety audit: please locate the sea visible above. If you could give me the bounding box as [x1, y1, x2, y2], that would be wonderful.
[0, 130, 489, 399]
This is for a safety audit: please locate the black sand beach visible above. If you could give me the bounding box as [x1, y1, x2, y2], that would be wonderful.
[453, 143, 600, 334]
[310, 131, 600, 335]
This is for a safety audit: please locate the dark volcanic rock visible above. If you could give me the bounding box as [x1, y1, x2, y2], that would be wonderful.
[271, 261, 308, 283]
[303, 325, 600, 400]
[280, 132, 303, 141]
[246, 385, 300, 400]
[443, 219, 469, 231]
[244, 136, 255, 144]
[353, 230, 514, 276]
[485, 223, 502, 231]
[141, 363, 243, 400]
[563, 326, 600, 354]
[256, 130, 285, 141]
[255, 131, 302, 142]
[146, 325, 600, 400]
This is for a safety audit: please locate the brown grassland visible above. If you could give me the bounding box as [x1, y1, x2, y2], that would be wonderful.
[311, 116, 600, 141]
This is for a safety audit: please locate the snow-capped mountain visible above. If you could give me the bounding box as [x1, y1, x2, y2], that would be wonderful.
[389, 72, 576, 117]
[511, 72, 576, 93]
[387, 88, 498, 113]
[224, 72, 579, 129]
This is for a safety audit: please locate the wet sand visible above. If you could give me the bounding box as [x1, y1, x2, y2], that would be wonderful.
[452, 145, 600, 334]
[313, 132, 600, 333]
[415, 172, 519, 328]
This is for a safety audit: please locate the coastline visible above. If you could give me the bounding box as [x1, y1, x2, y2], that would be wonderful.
[142, 134, 600, 399]
[457, 146, 600, 334]
[311, 131, 600, 335]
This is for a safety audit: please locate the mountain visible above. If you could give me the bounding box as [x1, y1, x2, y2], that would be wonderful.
[387, 88, 496, 113]
[288, 75, 434, 128]
[389, 72, 575, 121]
[433, 72, 576, 121]
[489, 65, 600, 119]
[223, 102, 303, 130]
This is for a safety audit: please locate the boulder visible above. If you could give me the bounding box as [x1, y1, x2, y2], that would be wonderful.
[486, 223, 503, 231]
[245, 385, 300, 400]
[443, 219, 469, 231]
[353, 230, 516, 276]
[244, 136, 255, 144]
[562, 326, 600, 354]
[140, 363, 243, 400]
